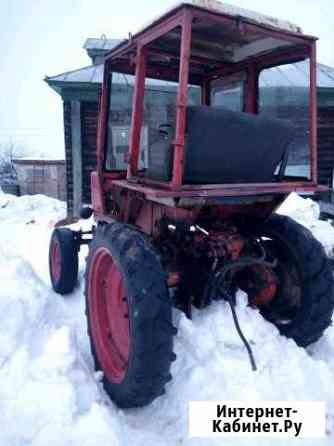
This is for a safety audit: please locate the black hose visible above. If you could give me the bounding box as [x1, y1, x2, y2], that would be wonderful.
[206, 246, 276, 372]
[214, 252, 274, 373]
[216, 257, 276, 280]
[225, 292, 257, 372]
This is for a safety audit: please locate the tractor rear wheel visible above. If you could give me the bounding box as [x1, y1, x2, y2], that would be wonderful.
[250, 214, 334, 346]
[85, 222, 176, 408]
[49, 228, 79, 295]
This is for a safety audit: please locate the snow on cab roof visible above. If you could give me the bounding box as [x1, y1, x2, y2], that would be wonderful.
[136, 0, 303, 36]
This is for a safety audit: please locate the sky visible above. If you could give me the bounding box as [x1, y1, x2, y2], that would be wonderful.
[0, 0, 333, 159]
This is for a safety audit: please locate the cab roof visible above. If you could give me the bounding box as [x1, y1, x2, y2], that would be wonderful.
[105, 1, 316, 84]
[139, 1, 304, 36]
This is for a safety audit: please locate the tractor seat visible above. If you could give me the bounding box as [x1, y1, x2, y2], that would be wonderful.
[146, 106, 295, 184]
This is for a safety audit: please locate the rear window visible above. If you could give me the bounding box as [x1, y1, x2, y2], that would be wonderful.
[210, 72, 245, 112]
[258, 60, 310, 179]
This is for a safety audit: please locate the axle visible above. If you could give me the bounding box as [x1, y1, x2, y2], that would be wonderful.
[156, 218, 278, 312]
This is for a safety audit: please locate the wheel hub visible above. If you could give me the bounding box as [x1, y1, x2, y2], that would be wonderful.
[241, 264, 278, 307]
[88, 247, 130, 383]
[51, 238, 61, 282]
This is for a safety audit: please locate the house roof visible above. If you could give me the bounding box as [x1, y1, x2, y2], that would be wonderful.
[46, 60, 334, 96]
[45, 63, 182, 96]
[261, 61, 334, 88]
[83, 37, 123, 63]
[46, 64, 103, 87]
[83, 37, 123, 52]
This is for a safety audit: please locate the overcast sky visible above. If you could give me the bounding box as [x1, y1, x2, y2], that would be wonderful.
[1, 0, 333, 158]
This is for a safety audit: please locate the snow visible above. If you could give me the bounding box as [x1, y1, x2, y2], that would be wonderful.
[0, 191, 334, 445]
[186, 0, 302, 33]
[135, 0, 302, 40]
[277, 192, 334, 257]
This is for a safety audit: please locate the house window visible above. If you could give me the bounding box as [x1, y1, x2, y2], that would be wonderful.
[107, 126, 148, 170]
[33, 167, 45, 179]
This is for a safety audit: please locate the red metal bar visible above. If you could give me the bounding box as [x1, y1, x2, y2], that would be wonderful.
[91, 172, 106, 215]
[191, 8, 316, 45]
[243, 21, 315, 45]
[105, 41, 135, 63]
[127, 46, 147, 179]
[201, 80, 211, 106]
[110, 60, 185, 84]
[257, 46, 310, 70]
[139, 10, 183, 46]
[111, 179, 320, 199]
[171, 9, 193, 188]
[110, 60, 202, 85]
[147, 46, 220, 67]
[208, 45, 310, 80]
[310, 42, 318, 184]
[245, 63, 258, 114]
[97, 62, 111, 172]
[178, 181, 316, 191]
[105, 5, 316, 69]
[106, 11, 183, 66]
[127, 176, 173, 190]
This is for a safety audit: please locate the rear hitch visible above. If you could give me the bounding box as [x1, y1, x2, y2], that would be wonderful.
[73, 227, 94, 251]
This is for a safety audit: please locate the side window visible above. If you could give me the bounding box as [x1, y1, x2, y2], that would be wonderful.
[105, 73, 148, 171]
[258, 60, 310, 179]
[105, 73, 134, 171]
[210, 72, 245, 111]
[142, 82, 201, 150]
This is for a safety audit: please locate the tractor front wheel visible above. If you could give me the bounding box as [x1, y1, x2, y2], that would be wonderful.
[85, 223, 176, 408]
[49, 228, 79, 295]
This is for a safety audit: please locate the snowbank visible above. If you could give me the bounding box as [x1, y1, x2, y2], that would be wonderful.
[277, 192, 334, 256]
[0, 192, 333, 445]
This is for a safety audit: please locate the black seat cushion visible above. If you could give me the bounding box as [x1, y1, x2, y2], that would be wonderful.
[146, 127, 174, 181]
[145, 106, 294, 184]
[183, 106, 294, 184]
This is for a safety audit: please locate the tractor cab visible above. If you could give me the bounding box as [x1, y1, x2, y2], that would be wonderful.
[92, 0, 321, 221]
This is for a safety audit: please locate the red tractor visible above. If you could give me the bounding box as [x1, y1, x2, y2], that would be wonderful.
[49, 1, 334, 408]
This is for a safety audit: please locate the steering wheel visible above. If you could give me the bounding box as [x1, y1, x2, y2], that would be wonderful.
[158, 123, 172, 137]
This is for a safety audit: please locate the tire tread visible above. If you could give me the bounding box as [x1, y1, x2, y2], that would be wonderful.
[85, 222, 176, 408]
[261, 214, 334, 346]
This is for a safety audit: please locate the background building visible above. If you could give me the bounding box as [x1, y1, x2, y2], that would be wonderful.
[13, 159, 66, 200]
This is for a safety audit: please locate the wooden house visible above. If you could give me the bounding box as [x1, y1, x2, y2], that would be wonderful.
[13, 159, 66, 200]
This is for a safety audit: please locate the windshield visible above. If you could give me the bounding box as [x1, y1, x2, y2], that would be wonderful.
[105, 73, 136, 171]
[105, 73, 200, 172]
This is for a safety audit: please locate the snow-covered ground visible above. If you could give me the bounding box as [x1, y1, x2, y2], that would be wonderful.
[1, 190, 334, 446]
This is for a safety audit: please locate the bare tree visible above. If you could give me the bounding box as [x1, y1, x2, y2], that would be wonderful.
[0, 141, 29, 178]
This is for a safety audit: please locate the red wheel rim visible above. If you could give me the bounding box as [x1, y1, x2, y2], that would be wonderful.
[51, 238, 61, 282]
[88, 247, 130, 383]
